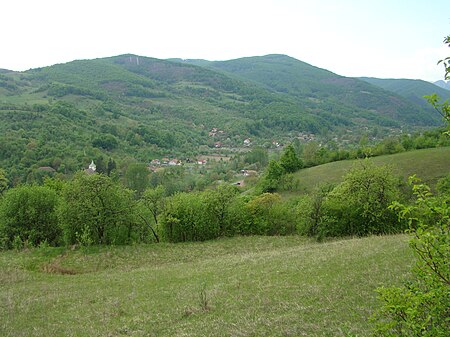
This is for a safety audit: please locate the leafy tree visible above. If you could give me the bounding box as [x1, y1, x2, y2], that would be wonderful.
[374, 178, 449, 336]
[141, 185, 166, 226]
[58, 172, 135, 245]
[320, 161, 403, 237]
[425, 35, 450, 135]
[296, 184, 334, 236]
[243, 147, 269, 169]
[279, 144, 303, 173]
[302, 141, 321, 167]
[125, 163, 149, 197]
[246, 193, 296, 235]
[107, 157, 117, 176]
[202, 184, 240, 236]
[138, 185, 166, 242]
[258, 160, 285, 193]
[160, 192, 211, 242]
[0, 185, 60, 248]
[374, 36, 450, 336]
[92, 134, 118, 150]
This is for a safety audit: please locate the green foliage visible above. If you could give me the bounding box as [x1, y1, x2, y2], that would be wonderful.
[0, 53, 443, 185]
[141, 185, 166, 225]
[92, 134, 118, 150]
[0, 168, 8, 195]
[58, 172, 136, 245]
[374, 178, 449, 336]
[159, 185, 298, 242]
[319, 162, 403, 237]
[160, 185, 243, 242]
[0, 185, 60, 248]
[125, 162, 149, 197]
[202, 185, 240, 237]
[243, 147, 269, 169]
[438, 35, 450, 81]
[436, 173, 450, 195]
[296, 184, 334, 236]
[279, 144, 303, 173]
[374, 39, 450, 335]
[160, 192, 211, 242]
[258, 160, 285, 193]
[246, 193, 297, 235]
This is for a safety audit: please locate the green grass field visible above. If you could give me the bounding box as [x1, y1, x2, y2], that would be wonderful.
[0, 235, 413, 336]
[290, 147, 450, 195]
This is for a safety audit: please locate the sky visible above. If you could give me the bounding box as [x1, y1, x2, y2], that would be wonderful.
[1, 0, 449, 81]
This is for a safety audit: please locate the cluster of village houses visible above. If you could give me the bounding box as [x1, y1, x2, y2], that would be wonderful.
[37, 129, 317, 177]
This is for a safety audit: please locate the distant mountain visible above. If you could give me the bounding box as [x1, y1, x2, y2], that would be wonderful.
[0, 54, 443, 183]
[360, 77, 450, 110]
[434, 80, 450, 91]
[182, 54, 441, 127]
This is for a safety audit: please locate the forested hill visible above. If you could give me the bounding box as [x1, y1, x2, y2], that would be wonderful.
[360, 77, 450, 109]
[181, 54, 441, 126]
[0, 54, 443, 183]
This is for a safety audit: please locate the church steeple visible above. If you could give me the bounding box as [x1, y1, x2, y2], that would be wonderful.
[88, 160, 96, 172]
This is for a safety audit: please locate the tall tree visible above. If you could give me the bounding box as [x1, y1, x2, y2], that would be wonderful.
[259, 160, 285, 193]
[58, 172, 135, 245]
[279, 144, 303, 173]
[125, 163, 149, 197]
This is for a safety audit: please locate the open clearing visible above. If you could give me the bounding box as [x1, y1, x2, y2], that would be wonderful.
[289, 146, 450, 195]
[0, 235, 413, 336]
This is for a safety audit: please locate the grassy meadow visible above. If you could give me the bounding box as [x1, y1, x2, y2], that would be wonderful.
[1, 235, 413, 336]
[289, 146, 450, 195]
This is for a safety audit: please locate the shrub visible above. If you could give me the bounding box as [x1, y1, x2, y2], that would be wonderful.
[373, 178, 449, 336]
[319, 161, 404, 237]
[58, 172, 135, 245]
[246, 193, 296, 235]
[160, 192, 212, 242]
[0, 185, 60, 248]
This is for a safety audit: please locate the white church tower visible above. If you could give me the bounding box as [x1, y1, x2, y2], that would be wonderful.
[89, 160, 96, 172]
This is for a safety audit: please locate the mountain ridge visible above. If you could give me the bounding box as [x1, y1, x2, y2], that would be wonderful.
[360, 77, 450, 110]
[0, 53, 444, 184]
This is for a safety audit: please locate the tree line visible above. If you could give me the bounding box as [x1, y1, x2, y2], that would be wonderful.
[2, 160, 449, 250]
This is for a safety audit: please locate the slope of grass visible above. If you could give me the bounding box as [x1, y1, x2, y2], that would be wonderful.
[0, 235, 413, 336]
[290, 147, 450, 195]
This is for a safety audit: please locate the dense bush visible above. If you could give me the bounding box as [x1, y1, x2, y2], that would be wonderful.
[202, 185, 241, 237]
[297, 162, 404, 238]
[159, 185, 297, 242]
[246, 193, 297, 235]
[374, 178, 449, 336]
[320, 162, 404, 237]
[0, 185, 60, 248]
[160, 192, 212, 242]
[58, 172, 137, 245]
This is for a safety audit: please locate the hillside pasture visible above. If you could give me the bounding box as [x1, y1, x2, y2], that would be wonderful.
[0, 235, 413, 336]
[289, 147, 450, 195]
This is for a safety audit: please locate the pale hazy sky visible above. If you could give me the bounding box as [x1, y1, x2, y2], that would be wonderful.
[2, 0, 449, 81]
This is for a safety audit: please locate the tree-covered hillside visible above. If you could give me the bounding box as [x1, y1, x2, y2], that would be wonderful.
[184, 54, 441, 126]
[0, 54, 443, 184]
[360, 77, 450, 109]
